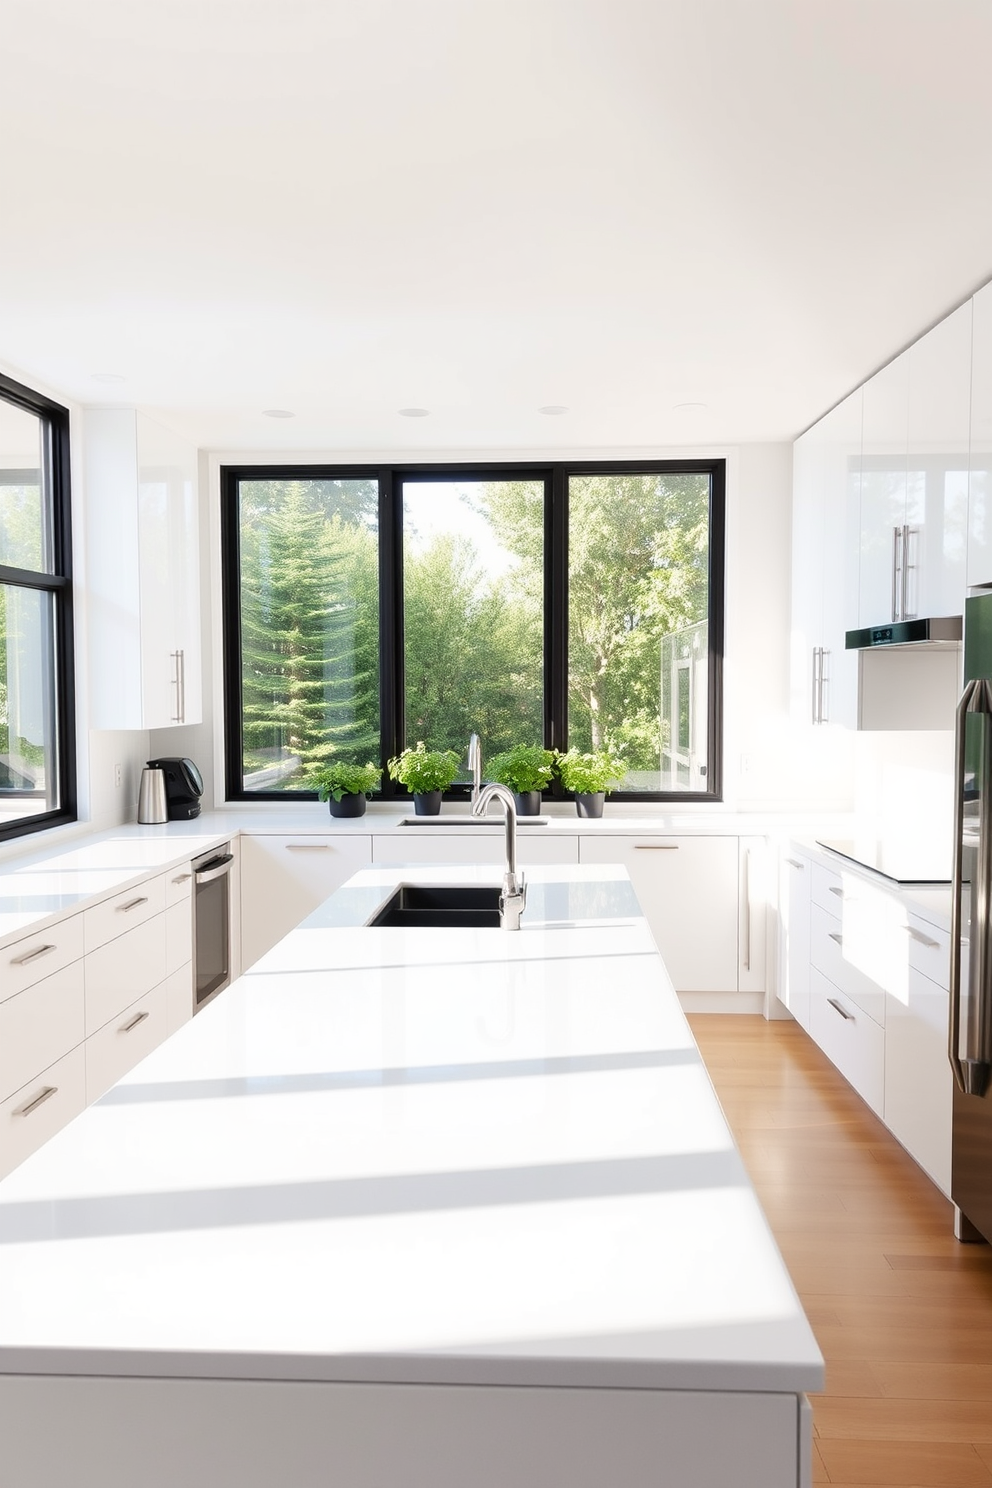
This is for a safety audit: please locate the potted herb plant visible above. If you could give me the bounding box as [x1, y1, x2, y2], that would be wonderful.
[307, 761, 382, 818]
[487, 744, 555, 817]
[555, 746, 625, 819]
[387, 742, 461, 815]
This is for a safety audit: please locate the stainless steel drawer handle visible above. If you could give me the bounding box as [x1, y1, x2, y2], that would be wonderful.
[14, 1085, 58, 1118]
[11, 942, 56, 967]
[285, 844, 332, 851]
[120, 1010, 150, 1034]
[785, 857, 805, 870]
[172, 872, 192, 884]
[827, 997, 854, 1022]
[118, 896, 149, 913]
[828, 931, 843, 946]
[633, 844, 679, 851]
[905, 925, 940, 950]
[828, 885, 845, 898]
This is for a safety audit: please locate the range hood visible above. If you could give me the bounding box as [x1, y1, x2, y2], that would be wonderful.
[845, 616, 962, 649]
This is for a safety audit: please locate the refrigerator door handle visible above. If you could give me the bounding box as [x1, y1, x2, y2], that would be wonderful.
[950, 677, 992, 1097]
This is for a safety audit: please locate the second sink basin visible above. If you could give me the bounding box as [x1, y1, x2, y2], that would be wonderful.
[367, 884, 502, 927]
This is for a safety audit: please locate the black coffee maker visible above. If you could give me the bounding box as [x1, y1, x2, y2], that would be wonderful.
[145, 757, 203, 820]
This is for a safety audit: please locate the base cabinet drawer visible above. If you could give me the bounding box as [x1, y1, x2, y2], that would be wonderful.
[0, 1046, 87, 1180]
[85, 914, 168, 1035]
[809, 968, 884, 1115]
[810, 903, 886, 1025]
[884, 968, 953, 1194]
[0, 960, 85, 1102]
[164, 962, 193, 1034]
[2, 913, 84, 1001]
[85, 980, 171, 1104]
[84, 874, 167, 953]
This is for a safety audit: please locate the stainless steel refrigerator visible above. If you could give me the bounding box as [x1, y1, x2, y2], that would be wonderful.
[951, 590, 992, 1243]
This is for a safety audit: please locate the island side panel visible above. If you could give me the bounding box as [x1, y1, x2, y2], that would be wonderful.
[0, 1375, 806, 1488]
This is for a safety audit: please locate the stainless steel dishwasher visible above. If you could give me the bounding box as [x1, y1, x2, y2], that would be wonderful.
[193, 844, 234, 1013]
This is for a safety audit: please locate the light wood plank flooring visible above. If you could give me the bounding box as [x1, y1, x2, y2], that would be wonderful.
[690, 1015, 992, 1488]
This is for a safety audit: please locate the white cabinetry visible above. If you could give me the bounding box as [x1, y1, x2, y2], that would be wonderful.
[790, 390, 861, 728]
[85, 407, 201, 730]
[860, 355, 909, 627]
[777, 847, 811, 1029]
[969, 282, 992, 587]
[579, 836, 740, 992]
[906, 302, 971, 620]
[240, 834, 374, 970]
[884, 914, 952, 1195]
[779, 843, 953, 1192]
[859, 305, 971, 627]
[0, 860, 195, 1176]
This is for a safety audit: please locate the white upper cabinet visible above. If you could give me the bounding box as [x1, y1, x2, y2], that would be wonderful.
[969, 283, 992, 588]
[859, 354, 909, 627]
[85, 409, 202, 730]
[860, 304, 971, 626]
[906, 301, 971, 618]
[790, 389, 861, 728]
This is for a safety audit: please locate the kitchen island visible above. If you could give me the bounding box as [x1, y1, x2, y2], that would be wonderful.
[0, 862, 822, 1488]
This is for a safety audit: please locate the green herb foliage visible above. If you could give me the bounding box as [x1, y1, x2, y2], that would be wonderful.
[387, 742, 461, 794]
[487, 744, 555, 794]
[308, 760, 381, 802]
[555, 746, 625, 796]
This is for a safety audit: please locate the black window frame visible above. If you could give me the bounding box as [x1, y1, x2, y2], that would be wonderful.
[221, 458, 725, 804]
[0, 370, 76, 844]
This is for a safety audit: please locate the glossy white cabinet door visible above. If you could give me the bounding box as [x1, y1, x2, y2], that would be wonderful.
[818, 389, 862, 727]
[85, 408, 201, 730]
[777, 849, 811, 1029]
[969, 282, 992, 587]
[884, 965, 952, 1195]
[738, 836, 767, 993]
[860, 355, 910, 628]
[240, 834, 374, 970]
[906, 301, 971, 620]
[579, 836, 739, 992]
[790, 427, 825, 726]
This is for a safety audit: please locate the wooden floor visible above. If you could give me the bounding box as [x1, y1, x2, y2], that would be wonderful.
[690, 1015, 992, 1488]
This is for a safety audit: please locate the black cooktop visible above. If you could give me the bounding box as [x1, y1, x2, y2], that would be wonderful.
[816, 838, 952, 885]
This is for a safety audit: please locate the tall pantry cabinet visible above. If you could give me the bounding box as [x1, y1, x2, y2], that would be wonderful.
[84, 409, 202, 729]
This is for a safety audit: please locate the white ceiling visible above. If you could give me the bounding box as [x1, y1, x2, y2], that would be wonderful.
[3, 0, 992, 453]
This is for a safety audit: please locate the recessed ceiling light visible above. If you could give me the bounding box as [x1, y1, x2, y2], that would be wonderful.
[538, 405, 569, 416]
[671, 402, 709, 413]
[91, 372, 126, 384]
[399, 407, 430, 418]
[262, 409, 295, 419]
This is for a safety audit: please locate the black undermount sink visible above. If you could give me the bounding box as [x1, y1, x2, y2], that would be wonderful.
[367, 884, 502, 928]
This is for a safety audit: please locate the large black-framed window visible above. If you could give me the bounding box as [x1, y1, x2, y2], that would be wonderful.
[0, 371, 75, 843]
[221, 459, 725, 802]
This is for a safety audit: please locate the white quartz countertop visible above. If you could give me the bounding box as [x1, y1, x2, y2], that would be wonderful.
[0, 862, 822, 1395]
[0, 803, 856, 950]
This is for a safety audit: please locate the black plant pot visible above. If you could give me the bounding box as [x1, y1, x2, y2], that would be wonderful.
[413, 790, 442, 816]
[574, 791, 605, 819]
[513, 791, 542, 817]
[328, 792, 367, 818]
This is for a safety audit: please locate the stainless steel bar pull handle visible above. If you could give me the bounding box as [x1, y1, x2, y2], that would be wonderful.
[828, 931, 843, 946]
[811, 646, 820, 725]
[818, 647, 828, 724]
[11, 942, 56, 967]
[892, 525, 904, 621]
[633, 844, 679, 851]
[785, 857, 805, 871]
[905, 924, 940, 950]
[743, 848, 752, 972]
[950, 678, 992, 1096]
[118, 896, 149, 914]
[827, 997, 854, 1022]
[171, 650, 182, 723]
[120, 1010, 150, 1034]
[14, 1085, 58, 1118]
[902, 525, 917, 621]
